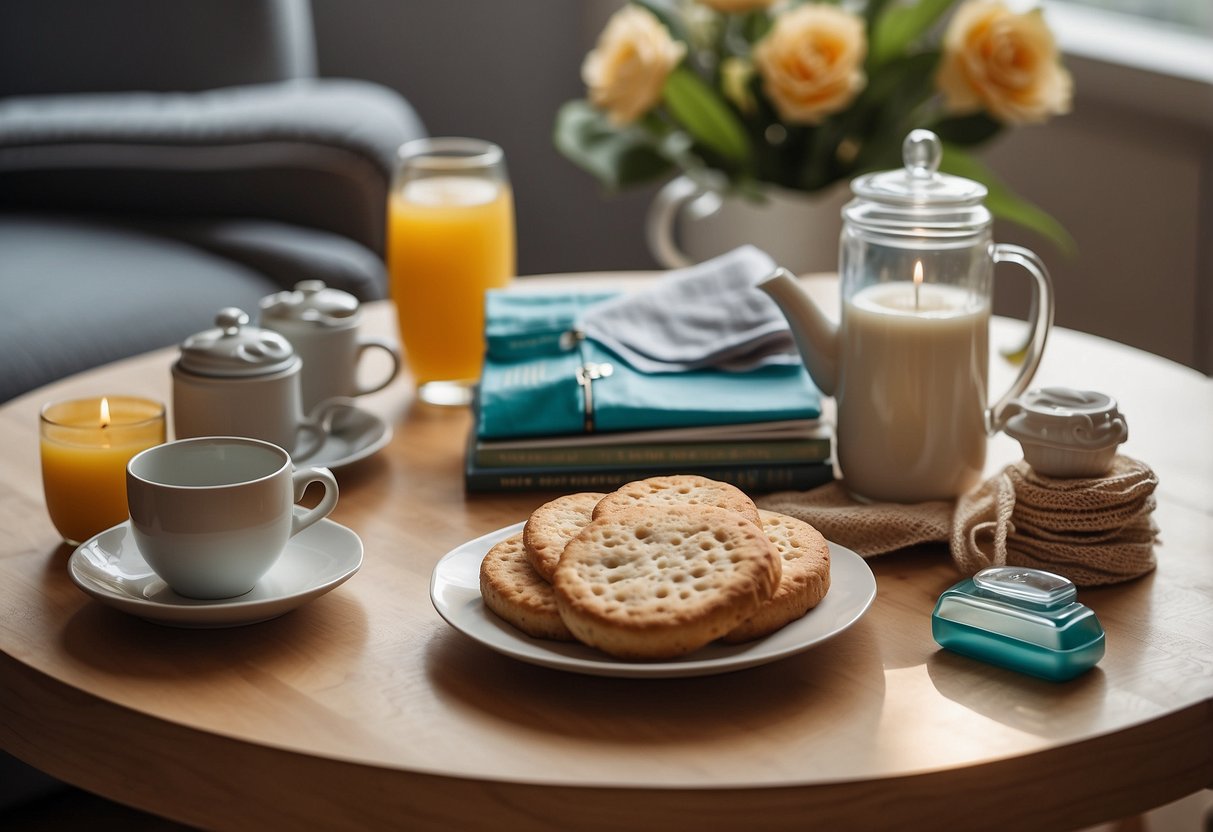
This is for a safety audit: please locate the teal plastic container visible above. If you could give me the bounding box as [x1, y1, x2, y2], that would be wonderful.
[932, 567, 1105, 681]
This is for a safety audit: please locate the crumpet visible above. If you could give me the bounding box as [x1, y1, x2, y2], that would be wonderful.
[522, 491, 604, 582]
[722, 510, 831, 643]
[480, 532, 575, 641]
[553, 505, 780, 660]
[591, 475, 761, 527]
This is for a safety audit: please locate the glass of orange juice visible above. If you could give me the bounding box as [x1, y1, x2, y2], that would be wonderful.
[388, 137, 516, 406]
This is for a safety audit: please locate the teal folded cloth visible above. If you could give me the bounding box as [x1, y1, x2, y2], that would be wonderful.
[478, 286, 820, 440]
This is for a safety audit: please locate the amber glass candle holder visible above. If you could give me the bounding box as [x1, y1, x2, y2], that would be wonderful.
[40, 396, 166, 546]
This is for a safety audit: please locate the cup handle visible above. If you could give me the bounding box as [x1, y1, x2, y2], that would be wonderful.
[644, 176, 723, 269]
[987, 243, 1055, 434]
[354, 338, 401, 397]
[293, 420, 327, 461]
[290, 466, 339, 538]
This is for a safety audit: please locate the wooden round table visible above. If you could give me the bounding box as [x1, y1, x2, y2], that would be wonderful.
[0, 275, 1209, 831]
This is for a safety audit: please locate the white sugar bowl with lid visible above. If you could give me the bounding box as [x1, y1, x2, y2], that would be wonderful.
[259, 280, 401, 412]
[172, 308, 328, 457]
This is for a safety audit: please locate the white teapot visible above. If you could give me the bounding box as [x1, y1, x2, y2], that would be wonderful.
[760, 131, 1055, 503]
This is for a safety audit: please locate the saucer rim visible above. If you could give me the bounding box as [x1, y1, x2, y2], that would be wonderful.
[68, 518, 363, 624]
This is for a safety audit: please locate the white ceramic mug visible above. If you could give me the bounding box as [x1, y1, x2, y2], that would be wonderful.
[260, 281, 401, 413]
[126, 436, 339, 599]
[265, 321, 400, 414]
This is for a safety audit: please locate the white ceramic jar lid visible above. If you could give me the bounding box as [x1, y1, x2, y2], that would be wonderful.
[259, 280, 360, 329]
[1003, 387, 1128, 451]
[178, 308, 297, 377]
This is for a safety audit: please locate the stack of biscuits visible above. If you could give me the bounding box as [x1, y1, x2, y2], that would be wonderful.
[479, 475, 832, 660]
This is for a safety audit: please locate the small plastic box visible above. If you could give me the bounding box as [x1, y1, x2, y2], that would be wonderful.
[931, 567, 1105, 681]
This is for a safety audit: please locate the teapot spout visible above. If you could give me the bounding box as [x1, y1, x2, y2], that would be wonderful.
[759, 268, 839, 396]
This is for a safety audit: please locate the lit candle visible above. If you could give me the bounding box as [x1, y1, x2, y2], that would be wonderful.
[839, 271, 991, 502]
[40, 396, 166, 545]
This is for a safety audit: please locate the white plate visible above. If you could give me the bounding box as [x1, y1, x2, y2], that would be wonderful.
[294, 402, 391, 470]
[429, 522, 877, 678]
[69, 518, 363, 628]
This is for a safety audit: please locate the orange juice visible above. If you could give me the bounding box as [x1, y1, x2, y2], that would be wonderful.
[388, 176, 515, 396]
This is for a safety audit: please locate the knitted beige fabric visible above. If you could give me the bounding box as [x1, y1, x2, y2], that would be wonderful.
[759, 481, 953, 557]
[954, 456, 1159, 586]
[759, 456, 1159, 587]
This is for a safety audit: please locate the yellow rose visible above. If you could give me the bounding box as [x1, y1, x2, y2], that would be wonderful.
[752, 4, 867, 125]
[936, 1, 1073, 124]
[696, 0, 776, 12]
[582, 5, 687, 126]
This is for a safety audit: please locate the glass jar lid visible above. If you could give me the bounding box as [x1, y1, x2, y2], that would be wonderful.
[179, 308, 297, 377]
[259, 280, 360, 328]
[844, 130, 991, 236]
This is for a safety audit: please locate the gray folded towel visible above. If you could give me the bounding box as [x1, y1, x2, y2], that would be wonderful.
[578, 246, 798, 373]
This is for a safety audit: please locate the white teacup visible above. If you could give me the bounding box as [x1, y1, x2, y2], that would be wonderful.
[126, 436, 339, 599]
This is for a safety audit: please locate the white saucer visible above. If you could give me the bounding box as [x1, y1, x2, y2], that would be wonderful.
[69, 518, 363, 628]
[294, 402, 391, 470]
[430, 522, 877, 678]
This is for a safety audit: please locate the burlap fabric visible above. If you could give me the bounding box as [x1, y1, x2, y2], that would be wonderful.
[758, 455, 1158, 587]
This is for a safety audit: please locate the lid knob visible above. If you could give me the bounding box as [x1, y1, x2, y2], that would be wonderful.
[178, 307, 296, 377]
[295, 280, 327, 296]
[216, 307, 250, 335]
[904, 129, 941, 180]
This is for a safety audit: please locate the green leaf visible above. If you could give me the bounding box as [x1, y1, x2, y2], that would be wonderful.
[552, 101, 673, 189]
[931, 113, 1002, 146]
[631, 0, 690, 44]
[870, 0, 955, 67]
[662, 66, 752, 165]
[940, 146, 1077, 256]
[741, 9, 773, 42]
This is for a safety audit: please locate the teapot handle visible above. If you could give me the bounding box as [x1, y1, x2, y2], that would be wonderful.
[987, 244, 1055, 433]
[645, 176, 722, 269]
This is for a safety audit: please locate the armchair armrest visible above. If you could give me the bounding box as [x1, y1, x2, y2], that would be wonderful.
[0, 79, 425, 255]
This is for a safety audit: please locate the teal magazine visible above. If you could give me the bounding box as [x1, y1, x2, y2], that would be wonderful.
[476, 285, 822, 441]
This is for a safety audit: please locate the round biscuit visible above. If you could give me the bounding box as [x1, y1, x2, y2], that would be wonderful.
[480, 532, 575, 641]
[722, 510, 831, 643]
[591, 475, 761, 527]
[522, 491, 605, 582]
[553, 505, 780, 660]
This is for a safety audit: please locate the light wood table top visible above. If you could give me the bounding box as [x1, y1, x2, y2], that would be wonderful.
[0, 274, 1210, 831]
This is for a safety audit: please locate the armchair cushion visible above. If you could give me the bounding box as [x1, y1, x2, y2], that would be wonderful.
[0, 213, 387, 403]
[0, 79, 425, 254]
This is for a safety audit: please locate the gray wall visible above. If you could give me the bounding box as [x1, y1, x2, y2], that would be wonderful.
[312, 0, 655, 277]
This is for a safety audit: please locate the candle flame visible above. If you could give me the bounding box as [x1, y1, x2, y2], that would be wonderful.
[99, 397, 111, 429]
[913, 260, 923, 286]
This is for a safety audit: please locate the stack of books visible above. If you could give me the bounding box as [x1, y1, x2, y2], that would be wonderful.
[466, 419, 834, 493]
[465, 283, 835, 493]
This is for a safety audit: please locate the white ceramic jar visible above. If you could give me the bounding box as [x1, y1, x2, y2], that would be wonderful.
[172, 308, 326, 456]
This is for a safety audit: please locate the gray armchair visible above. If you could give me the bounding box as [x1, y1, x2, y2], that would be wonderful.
[0, 0, 423, 815]
[0, 0, 425, 403]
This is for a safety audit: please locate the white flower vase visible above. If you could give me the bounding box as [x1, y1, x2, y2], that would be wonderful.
[645, 175, 852, 274]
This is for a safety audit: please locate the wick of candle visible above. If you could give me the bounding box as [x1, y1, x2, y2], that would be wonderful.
[99, 397, 111, 429]
[913, 260, 923, 311]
